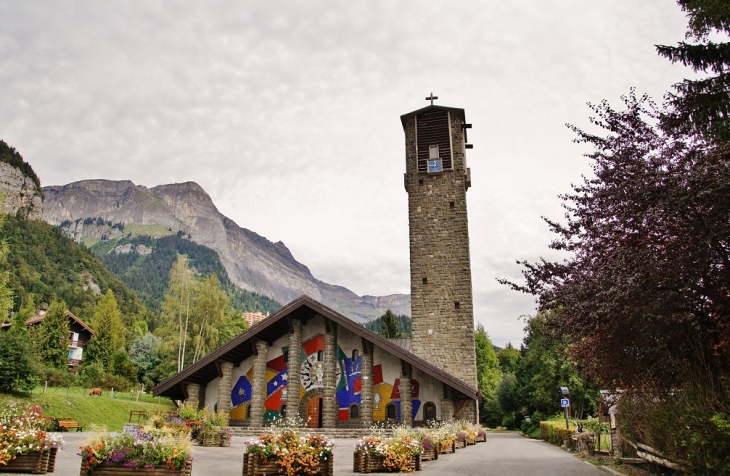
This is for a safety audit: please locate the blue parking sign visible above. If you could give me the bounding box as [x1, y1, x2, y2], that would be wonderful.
[560, 398, 570, 408]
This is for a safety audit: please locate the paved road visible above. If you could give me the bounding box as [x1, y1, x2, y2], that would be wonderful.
[3, 431, 604, 476]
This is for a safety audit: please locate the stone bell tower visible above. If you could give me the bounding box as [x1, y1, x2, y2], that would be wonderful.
[402, 94, 478, 393]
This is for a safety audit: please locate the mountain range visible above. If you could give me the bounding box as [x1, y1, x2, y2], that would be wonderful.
[41, 179, 410, 322]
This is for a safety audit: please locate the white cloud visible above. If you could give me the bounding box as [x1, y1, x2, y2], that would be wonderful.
[0, 0, 690, 346]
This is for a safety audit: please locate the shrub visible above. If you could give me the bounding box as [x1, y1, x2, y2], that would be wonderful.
[502, 415, 515, 429]
[45, 368, 78, 387]
[540, 421, 574, 445]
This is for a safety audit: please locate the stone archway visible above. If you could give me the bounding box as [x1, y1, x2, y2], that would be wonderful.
[299, 388, 339, 428]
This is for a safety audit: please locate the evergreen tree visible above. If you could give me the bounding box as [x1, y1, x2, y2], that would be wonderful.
[85, 290, 127, 371]
[496, 343, 520, 374]
[657, 0, 730, 142]
[379, 310, 402, 338]
[0, 325, 40, 392]
[38, 301, 70, 369]
[0, 209, 12, 322]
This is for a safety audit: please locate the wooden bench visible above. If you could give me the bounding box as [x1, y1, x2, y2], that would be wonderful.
[57, 420, 83, 432]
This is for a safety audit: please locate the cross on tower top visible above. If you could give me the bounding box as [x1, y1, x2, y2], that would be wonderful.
[425, 92, 438, 105]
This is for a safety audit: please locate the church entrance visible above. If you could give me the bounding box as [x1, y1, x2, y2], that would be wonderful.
[306, 396, 323, 428]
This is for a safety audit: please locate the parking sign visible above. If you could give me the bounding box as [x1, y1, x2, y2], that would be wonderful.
[560, 398, 570, 408]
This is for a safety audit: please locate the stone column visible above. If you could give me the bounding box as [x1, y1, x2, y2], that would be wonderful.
[249, 340, 269, 426]
[399, 362, 413, 427]
[322, 321, 338, 428]
[216, 362, 234, 420]
[185, 383, 200, 409]
[286, 319, 303, 423]
[441, 385, 454, 422]
[360, 340, 374, 427]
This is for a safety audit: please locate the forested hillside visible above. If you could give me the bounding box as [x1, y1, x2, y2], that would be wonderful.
[364, 312, 411, 337]
[87, 229, 281, 314]
[2, 214, 151, 327]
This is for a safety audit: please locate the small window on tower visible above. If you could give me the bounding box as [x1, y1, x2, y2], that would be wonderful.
[428, 145, 443, 173]
[455, 302, 461, 310]
[422, 278, 428, 285]
[450, 201, 455, 209]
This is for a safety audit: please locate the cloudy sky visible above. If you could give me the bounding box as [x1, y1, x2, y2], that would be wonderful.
[1, 1, 691, 347]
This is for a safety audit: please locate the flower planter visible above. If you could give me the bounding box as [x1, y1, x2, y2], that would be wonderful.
[437, 441, 455, 454]
[78, 459, 193, 476]
[475, 433, 486, 443]
[244, 453, 333, 476]
[352, 452, 421, 473]
[200, 433, 230, 447]
[420, 448, 438, 462]
[2, 449, 51, 474]
[455, 438, 467, 449]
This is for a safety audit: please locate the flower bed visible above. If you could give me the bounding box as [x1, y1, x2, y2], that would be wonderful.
[0, 404, 64, 474]
[244, 428, 335, 476]
[352, 452, 420, 474]
[78, 430, 192, 475]
[476, 430, 487, 443]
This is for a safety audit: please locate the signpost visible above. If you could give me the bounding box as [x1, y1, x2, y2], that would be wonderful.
[560, 387, 571, 430]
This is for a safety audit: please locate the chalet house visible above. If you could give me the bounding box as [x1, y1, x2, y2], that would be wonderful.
[153, 295, 479, 428]
[1, 309, 95, 368]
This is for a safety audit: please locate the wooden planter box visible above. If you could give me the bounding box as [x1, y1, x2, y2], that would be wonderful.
[475, 433, 486, 443]
[455, 438, 467, 449]
[2, 449, 52, 474]
[420, 448, 438, 462]
[352, 452, 421, 473]
[78, 459, 192, 476]
[200, 433, 230, 447]
[243, 453, 333, 476]
[437, 441, 455, 454]
[467, 437, 476, 446]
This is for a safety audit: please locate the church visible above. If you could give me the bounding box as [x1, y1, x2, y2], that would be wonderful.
[153, 99, 480, 428]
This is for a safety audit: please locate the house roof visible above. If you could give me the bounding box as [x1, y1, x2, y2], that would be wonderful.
[152, 295, 479, 402]
[25, 310, 95, 336]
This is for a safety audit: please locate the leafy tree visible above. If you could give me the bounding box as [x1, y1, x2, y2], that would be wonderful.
[190, 273, 229, 363]
[85, 290, 127, 371]
[378, 310, 402, 338]
[474, 324, 502, 426]
[495, 372, 520, 425]
[0, 325, 40, 392]
[496, 343, 520, 374]
[129, 333, 162, 387]
[110, 349, 138, 383]
[159, 255, 196, 371]
[507, 90, 730, 391]
[516, 312, 598, 419]
[657, 0, 730, 142]
[37, 301, 70, 369]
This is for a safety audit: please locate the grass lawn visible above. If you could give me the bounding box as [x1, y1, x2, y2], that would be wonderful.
[1, 386, 176, 432]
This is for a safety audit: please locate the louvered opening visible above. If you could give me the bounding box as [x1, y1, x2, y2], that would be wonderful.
[416, 110, 451, 173]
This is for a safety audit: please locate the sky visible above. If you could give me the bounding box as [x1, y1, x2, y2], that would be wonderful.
[0, 1, 692, 347]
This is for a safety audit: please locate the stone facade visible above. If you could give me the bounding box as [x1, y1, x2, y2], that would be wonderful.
[286, 319, 303, 423]
[216, 361, 234, 418]
[249, 340, 269, 425]
[403, 105, 478, 391]
[322, 321, 338, 428]
[186, 383, 200, 408]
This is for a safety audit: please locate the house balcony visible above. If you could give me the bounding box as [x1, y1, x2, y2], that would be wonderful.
[68, 339, 85, 348]
[68, 358, 83, 368]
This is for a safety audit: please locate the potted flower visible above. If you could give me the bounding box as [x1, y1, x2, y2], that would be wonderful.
[0, 404, 64, 474]
[198, 410, 232, 447]
[78, 430, 192, 475]
[244, 428, 335, 476]
[354, 428, 422, 473]
[413, 428, 438, 462]
[476, 428, 487, 443]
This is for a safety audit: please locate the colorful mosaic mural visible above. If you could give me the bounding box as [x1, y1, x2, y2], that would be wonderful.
[229, 333, 419, 421]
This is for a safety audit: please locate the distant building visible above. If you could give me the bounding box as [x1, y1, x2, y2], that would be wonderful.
[242, 311, 269, 326]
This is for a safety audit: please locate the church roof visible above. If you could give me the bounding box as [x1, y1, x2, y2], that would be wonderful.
[400, 104, 466, 130]
[152, 295, 479, 402]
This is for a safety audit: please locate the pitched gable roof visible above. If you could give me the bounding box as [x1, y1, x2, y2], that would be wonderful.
[153, 295, 479, 402]
[25, 310, 95, 336]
